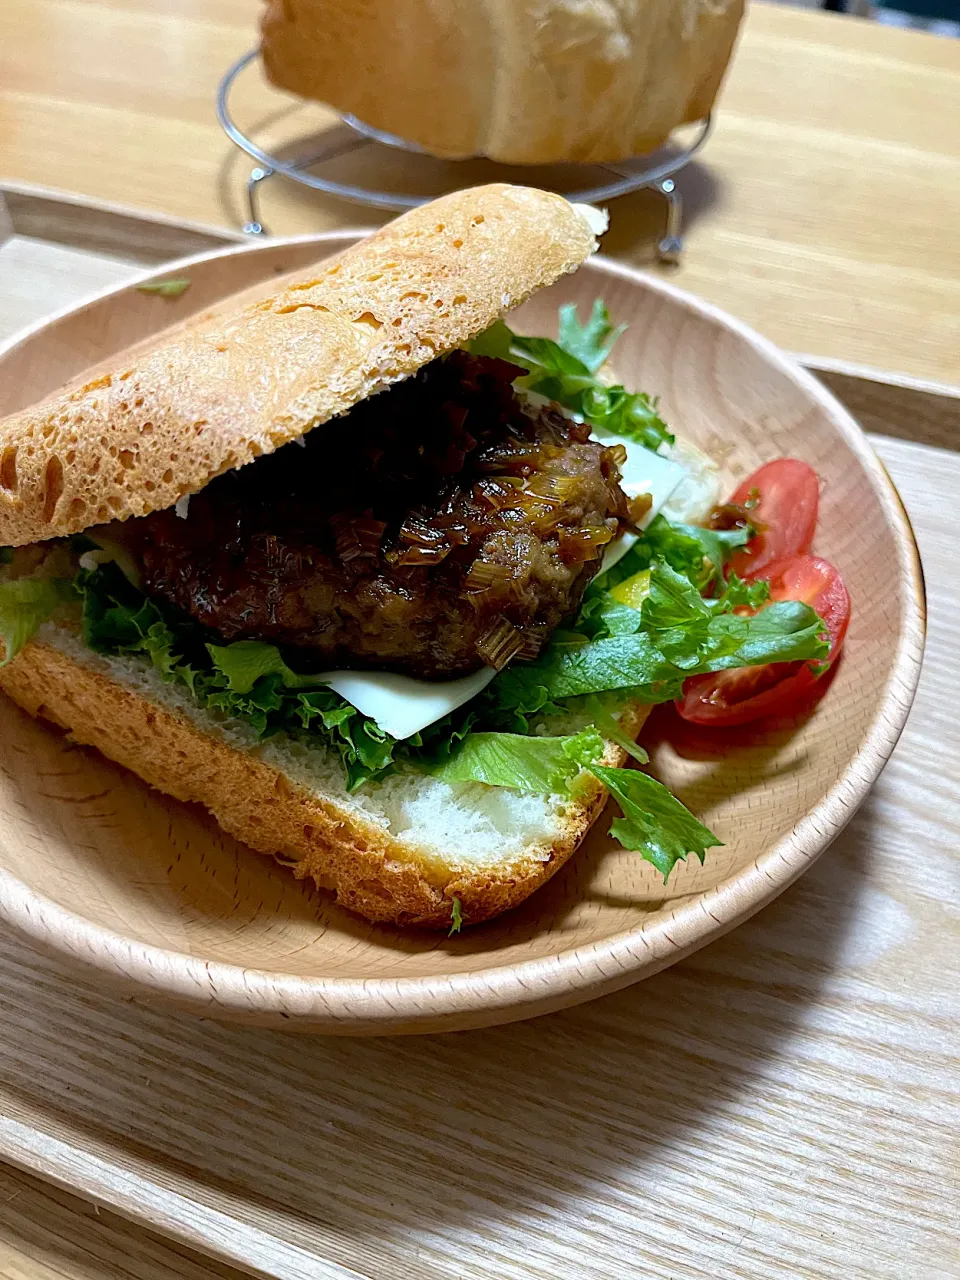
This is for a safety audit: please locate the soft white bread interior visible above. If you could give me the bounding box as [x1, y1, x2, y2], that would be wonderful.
[0, 185, 599, 548]
[261, 0, 745, 165]
[0, 627, 649, 928]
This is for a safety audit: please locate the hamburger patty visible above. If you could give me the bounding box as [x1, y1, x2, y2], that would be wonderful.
[129, 352, 630, 680]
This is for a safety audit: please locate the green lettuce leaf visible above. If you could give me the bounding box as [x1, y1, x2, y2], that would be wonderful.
[597, 514, 753, 597]
[135, 278, 191, 299]
[584, 696, 650, 764]
[464, 318, 514, 361]
[430, 727, 605, 794]
[449, 897, 464, 936]
[699, 601, 827, 669]
[489, 562, 827, 706]
[673, 523, 753, 591]
[641, 557, 712, 633]
[714, 573, 771, 612]
[512, 336, 673, 452]
[581, 596, 645, 639]
[0, 548, 13, 565]
[603, 515, 709, 591]
[429, 725, 721, 880]
[295, 689, 397, 786]
[205, 640, 307, 694]
[468, 311, 674, 452]
[75, 563, 399, 789]
[492, 632, 673, 705]
[557, 300, 626, 374]
[589, 764, 723, 880]
[0, 576, 78, 666]
[80, 562, 165, 651]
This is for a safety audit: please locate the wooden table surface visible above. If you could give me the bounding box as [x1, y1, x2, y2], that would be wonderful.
[0, 4, 959, 1279]
[2, 0, 960, 387]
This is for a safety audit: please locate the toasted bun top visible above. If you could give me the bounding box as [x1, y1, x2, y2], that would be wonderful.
[0, 185, 600, 547]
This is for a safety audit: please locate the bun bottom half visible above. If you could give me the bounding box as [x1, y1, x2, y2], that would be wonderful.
[0, 631, 649, 929]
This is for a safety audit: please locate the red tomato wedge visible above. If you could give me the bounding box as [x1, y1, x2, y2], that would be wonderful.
[727, 459, 820, 580]
[676, 555, 850, 727]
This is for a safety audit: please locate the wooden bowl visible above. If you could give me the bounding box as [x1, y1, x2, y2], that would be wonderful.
[0, 234, 925, 1035]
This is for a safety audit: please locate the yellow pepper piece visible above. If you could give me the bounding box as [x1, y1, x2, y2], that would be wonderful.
[610, 569, 651, 610]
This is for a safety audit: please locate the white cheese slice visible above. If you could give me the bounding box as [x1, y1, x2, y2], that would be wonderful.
[317, 437, 687, 741]
[590, 433, 686, 575]
[320, 666, 495, 743]
[658, 437, 721, 523]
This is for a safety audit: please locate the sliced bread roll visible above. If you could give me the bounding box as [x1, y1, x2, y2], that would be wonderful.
[0, 630, 650, 928]
[261, 0, 745, 165]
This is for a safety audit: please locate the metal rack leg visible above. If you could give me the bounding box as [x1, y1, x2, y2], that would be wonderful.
[244, 167, 274, 236]
[654, 177, 683, 265]
[219, 52, 711, 238]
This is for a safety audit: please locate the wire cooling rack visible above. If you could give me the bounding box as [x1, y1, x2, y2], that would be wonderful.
[217, 49, 713, 263]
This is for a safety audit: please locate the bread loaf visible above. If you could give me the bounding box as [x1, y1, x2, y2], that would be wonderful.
[261, 0, 745, 165]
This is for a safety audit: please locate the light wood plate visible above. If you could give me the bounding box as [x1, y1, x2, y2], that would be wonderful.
[0, 233, 926, 1034]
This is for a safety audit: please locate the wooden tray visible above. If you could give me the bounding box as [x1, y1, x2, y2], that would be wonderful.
[0, 185, 957, 1280]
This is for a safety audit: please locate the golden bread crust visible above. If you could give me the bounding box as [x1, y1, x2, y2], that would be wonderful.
[0, 185, 597, 547]
[261, 0, 744, 164]
[0, 639, 650, 929]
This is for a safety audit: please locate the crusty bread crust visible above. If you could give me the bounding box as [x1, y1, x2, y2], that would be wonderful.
[261, 0, 744, 165]
[0, 638, 650, 929]
[0, 185, 597, 547]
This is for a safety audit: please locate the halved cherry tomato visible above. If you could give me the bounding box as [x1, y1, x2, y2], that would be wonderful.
[727, 459, 820, 580]
[675, 555, 850, 726]
[762, 555, 851, 658]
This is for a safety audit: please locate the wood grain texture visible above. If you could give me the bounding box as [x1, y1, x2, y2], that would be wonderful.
[1, 2, 959, 384]
[0, 235, 137, 343]
[0, 231, 925, 1033]
[0, 203, 952, 1280]
[0, 182, 243, 263]
[0, 186, 239, 344]
[805, 356, 960, 452]
[0, 462, 955, 1276]
[0, 1165, 249, 1280]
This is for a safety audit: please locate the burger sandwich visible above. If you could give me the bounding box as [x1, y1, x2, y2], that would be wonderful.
[0, 186, 830, 929]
